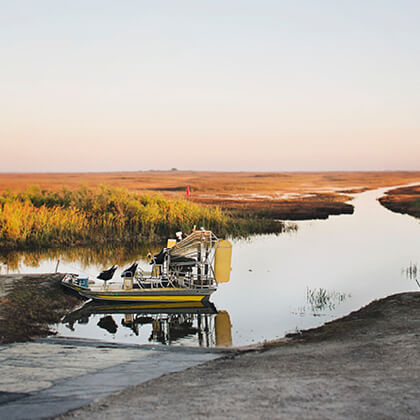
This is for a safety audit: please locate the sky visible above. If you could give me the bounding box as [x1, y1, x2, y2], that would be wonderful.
[1, 0, 419, 172]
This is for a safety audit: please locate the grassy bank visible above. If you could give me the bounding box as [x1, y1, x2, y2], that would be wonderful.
[379, 185, 420, 219]
[0, 186, 290, 251]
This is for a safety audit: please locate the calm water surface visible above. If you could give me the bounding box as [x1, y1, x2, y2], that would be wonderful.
[1, 186, 419, 347]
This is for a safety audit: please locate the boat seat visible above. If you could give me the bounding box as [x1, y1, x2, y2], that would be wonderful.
[152, 248, 167, 265]
[121, 262, 138, 278]
[97, 265, 118, 287]
[97, 265, 118, 280]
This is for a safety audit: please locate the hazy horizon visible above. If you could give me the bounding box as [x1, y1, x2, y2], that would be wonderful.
[1, 169, 420, 175]
[2, 1, 420, 172]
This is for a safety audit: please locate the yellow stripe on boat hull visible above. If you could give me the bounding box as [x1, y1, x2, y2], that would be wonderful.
[95, 294, 205, 302]
[94, 302, 207, 311]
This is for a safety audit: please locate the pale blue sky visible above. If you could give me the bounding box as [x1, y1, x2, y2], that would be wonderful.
[1, 1, 419, 172]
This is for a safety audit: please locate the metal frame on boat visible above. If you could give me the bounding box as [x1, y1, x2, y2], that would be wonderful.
[62, 229, 232, 303]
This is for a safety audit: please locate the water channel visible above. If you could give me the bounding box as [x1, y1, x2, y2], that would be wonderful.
[1, 186, 419, 347]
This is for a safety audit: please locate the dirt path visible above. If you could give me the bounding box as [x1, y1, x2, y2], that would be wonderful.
[57, 292, 420, 419]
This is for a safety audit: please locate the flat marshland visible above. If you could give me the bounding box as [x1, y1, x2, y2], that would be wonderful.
[2, 171, 420, 198]
[0, 171, 419, 251]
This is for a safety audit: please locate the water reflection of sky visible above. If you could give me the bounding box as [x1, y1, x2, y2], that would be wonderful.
[1, 186, 419, 347]
[212, 186, 420, 345]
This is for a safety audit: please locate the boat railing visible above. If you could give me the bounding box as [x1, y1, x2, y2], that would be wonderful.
[131, 229, 220, 290]
[170, 272, 216, 289]
[169, 230, 218, 256]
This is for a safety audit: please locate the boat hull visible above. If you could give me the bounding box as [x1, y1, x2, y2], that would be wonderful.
[62, 281, 215, 303]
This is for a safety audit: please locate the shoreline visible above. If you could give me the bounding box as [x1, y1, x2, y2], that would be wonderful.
[56, 291, 420, 419]
[1, 273, 419, 418]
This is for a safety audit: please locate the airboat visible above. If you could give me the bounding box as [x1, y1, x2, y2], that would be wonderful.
[61, 229, 232, 303]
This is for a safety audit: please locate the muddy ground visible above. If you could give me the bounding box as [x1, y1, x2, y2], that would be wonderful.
[57, 292, 420, 419]
[193, 192, 355, 220]
[0, 274, 83, 344]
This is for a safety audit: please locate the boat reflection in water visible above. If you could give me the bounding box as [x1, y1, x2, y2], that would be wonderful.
[62, 300, 232, 347]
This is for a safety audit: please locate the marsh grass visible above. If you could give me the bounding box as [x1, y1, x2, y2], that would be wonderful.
[0, 185, 290, 250]
[379, 185, 420, 219]
[404, 262, 418, 279]
[1, 171, 419, 196]
[403, 262, 419, 288]
[306, 287, 350, 313]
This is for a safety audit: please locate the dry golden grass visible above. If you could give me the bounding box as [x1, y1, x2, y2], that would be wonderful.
[0, 171, 419, 196]
[0, 186, 238, 249]
[1, 171, 419, 220]
[379, 184, 420, 218]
